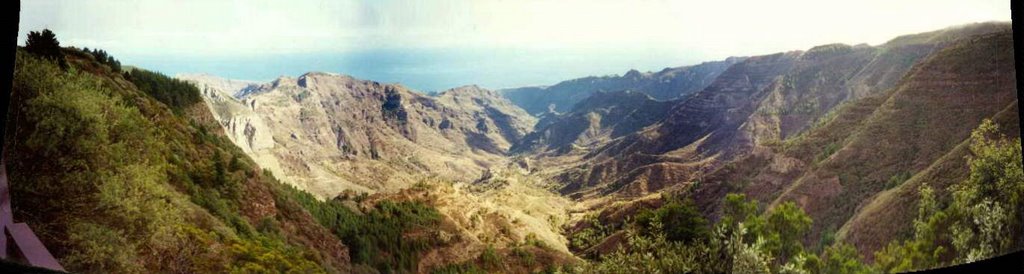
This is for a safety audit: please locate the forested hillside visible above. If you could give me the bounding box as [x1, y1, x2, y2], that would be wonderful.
[5, 38, 569, 273]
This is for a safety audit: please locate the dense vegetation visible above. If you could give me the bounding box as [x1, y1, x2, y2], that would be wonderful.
[874, 119, 1024, 272]
[82, 47, 122, 72]
[280, 184, 445, 273]
[7, 33, 340, 273]
[124, 68, 203, 113]
[574, 193, 872, 273]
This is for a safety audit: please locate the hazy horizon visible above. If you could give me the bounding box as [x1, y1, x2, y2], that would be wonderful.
[18, 0, 1012, 91]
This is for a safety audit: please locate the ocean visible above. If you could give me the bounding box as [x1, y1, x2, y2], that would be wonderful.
[120, 47, 707, 93]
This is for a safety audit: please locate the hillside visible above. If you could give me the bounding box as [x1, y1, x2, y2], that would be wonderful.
[180, 73, 537, 197]
[583, 22, 1017, 263]
[7, 45, 575, 274]
[699, 28, 1019, 261]
[511, 90, 674, 155]
[773, 30, 1018, 259]
[534, 22, 1012, 201]
[181, 71, 586, 272]
[177, 22, 1018, 273]
[541, 51, 802, 199]
[551, 22, 1020, 273]
[500, 57, 744, 115]
[6, 47, 351, 273]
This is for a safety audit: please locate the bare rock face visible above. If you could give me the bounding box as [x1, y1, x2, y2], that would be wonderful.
[181, 73, 274, 153]
[180, 72, 536, 198]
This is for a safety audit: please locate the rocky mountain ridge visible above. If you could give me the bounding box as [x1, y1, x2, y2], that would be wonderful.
[180, 72, 537, 197]
[500, 57, 745, 115]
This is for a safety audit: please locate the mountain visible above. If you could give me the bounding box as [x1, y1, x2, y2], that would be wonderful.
[180, 73, 537, 196]
[510, 90, 674, 155]
[182, 72, 583, 272]
[10, 21, 1019, 274]
[539, 22, 1013, 201]
[500, 57, 744, 115]
[554, 22, 1017, 266]
[775, 29, 1018, 259]
[11, 44, 574, 274]
[690, 27, 1018, 260]
[180, 23, 1016, 270]
[541, 51, 802, 199]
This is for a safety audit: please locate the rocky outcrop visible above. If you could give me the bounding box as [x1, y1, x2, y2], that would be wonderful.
[182, 73, 274, 153]
[180, 73, 536, 198]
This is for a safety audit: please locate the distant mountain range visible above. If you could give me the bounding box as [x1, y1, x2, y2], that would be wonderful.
[499, 57, 744, 115]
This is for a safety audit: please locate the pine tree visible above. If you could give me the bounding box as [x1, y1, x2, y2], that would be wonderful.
[25, 29, 67, 69]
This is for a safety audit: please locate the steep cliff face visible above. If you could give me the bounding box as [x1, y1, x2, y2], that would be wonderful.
[500, 57, 744, 115]
[685, 26, 1017, 260]
[180, 73, 536, 197]
[183, 73, 274, 153]
[776, 31, 1018, 259]
[747, 22, 1013, 144]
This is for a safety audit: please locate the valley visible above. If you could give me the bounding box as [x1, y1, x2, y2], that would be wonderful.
[177, 21, 1021, 272]
[5, 21, 1020, 273]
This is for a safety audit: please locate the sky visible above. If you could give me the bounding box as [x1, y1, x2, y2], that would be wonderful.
[18, 0, 1012, 91]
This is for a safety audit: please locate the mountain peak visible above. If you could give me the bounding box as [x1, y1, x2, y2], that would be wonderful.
[624, 69, 643, 78]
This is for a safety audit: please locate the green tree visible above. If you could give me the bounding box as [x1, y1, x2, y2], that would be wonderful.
[948, 119, 1023, 263]
[86, 48, 122, 72]
[721, 193, 766, 243]
[765, 201, 813, 264]
[821, 243, 874, 274]
[25, 29, 67, 69]
[124, 68, 203, 113]
[875, 119, 1023, 272]
[873, 185, 949, 272]
[636, 197, 710, 243]
[214, 150, 227, 187]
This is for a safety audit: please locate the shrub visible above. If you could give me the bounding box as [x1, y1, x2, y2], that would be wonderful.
[875, 119, 1024, 271]
[480, 245, 502, 270]
[635, 197, 709, 243]
[8, 50, 327, 273]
